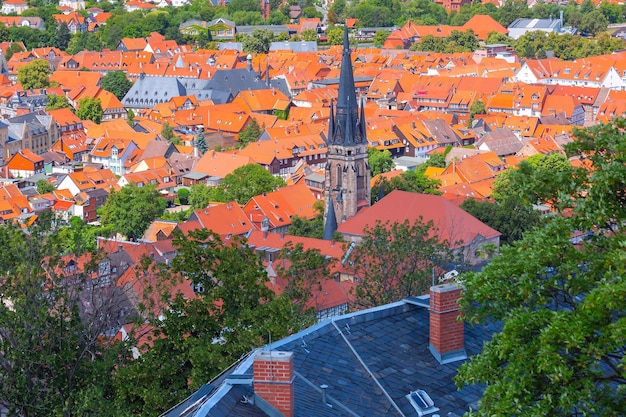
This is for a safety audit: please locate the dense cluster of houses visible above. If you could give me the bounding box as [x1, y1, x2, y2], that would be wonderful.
[0, 5, 618, 413]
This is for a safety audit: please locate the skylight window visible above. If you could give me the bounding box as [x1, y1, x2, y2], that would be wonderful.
[406, 390, 439, 417]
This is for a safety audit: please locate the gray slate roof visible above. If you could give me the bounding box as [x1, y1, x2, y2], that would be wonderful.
[477, 128, 523, 156]
[122, 76, 187, 109]
[122, 70, 287, 107]
[6, 114, 52, 142]
[270, 41, 318, 53]
[163, 298, 495, 417]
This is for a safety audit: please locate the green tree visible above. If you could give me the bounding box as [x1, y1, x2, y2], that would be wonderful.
[496, 0, 531, 27]
[55, 216, 112, 255]
[36, 179, 55, 194]
[401, 0, 448, 25]
[219, 164, 286, 204]
[241, 28, 274, 53]
[160, 121, 180, 144]
[411, 34, 446, 52]
[599, 0, 622, 23]
[46, 94, 73, 111]
[66, 31, 104, 55]
[76, 97, 103, 124]
[485, 30, 511, 45]
[56, 22, 71, 50]
[0, 217, 133, 417]
[302, 5, 323, 18]
[372, 170, 441, 204]
[275, 242, 332, 318]
[491, 152, 574, 211]
[17, 59, 52, 89]
[469, 99, 486, 126]
[177, 188, 190, 205]
[114, 229, 313, 415]
[351, 1, 399, 27]
[238, 118, 262, 147]
[188, 183, 226, 209]
[579, 0, 595, 13]
[301, 29, 319, 42]
[373, 30, 389, 47]
[5, 42, 24, 60]
[326, 26, 345, 45]
[350, 218, 454, 309]
[227, 0, 261, 14]
[456, 118, 626, 416]
[101, 183, 167, 240]
[330, 0, 347, 20]
[579, 10, 609, 36]
[287, 200, 324, 238]
[195, 130, 208, 155]
[422, 153, 446, 169]
[231, 10, 264, 25]
[368, 147, 394, 177]
[460, 196, 542, 245]
[100, 71, 133, 100]
[445, 29, 480, 52]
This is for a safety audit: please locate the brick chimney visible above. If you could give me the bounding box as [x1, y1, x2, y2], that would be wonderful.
[253, 350, 295, 417]
[429, 283, 467, 364]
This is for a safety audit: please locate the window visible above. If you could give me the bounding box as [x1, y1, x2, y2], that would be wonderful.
[406, 390, 439, 417]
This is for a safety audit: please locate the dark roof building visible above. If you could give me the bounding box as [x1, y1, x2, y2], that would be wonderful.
[122, 69, 288, 108]
[162, 283, 494, 417]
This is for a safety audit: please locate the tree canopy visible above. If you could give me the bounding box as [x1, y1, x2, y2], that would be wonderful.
[0, 216, 134, 417]
[368, 148, 395, 177]
[114, 229, 314, 414]
[460, 196, 542, 245]
[456, 118, 626, 416]
[100, 71, 133, 100]
[371, 170, 440, 205]
[238, 118, 262, 147]
[17, 59, 51, 89]
[287, 200, 324, 239]
[350, 218, 454, 309]
[76, 97, 103, 124]
[241, 28, 274, 53]
[46, 94, 73, 112]
[219, 164, 286, 204]
[100, 183, 167, 241]
[195, 130, 208, 155]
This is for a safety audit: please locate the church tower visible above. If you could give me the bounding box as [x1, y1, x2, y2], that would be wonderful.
[323, 28, 370, 239]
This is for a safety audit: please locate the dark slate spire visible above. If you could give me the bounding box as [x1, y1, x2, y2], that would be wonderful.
[359, 96, 367, 142]
[377, 180, 385, 202]
[330, 27, 362, 146]
[328, 101, 335, 142]
[323, 194, 338, 240]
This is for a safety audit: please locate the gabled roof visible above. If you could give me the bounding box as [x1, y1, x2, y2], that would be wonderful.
[6, 148, 44, 170]
[243, 183, 317, 229]
[462, 14, 508, 40]
[164, 297, 495, 417]
[193, 150, 254, 179]
[338, 190, 500, 247]
[187, 203, 253, 237]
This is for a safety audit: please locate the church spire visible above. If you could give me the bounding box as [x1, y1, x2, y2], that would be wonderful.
[323, 194, 338, 240]
[329, 27, 362, 146]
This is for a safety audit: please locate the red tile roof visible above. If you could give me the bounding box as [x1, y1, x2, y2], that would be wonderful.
[337, 190, 500, 248]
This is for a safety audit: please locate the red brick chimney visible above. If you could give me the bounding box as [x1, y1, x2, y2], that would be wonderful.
[253, 351, 295, 417]
[429, 283, 467, 364]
